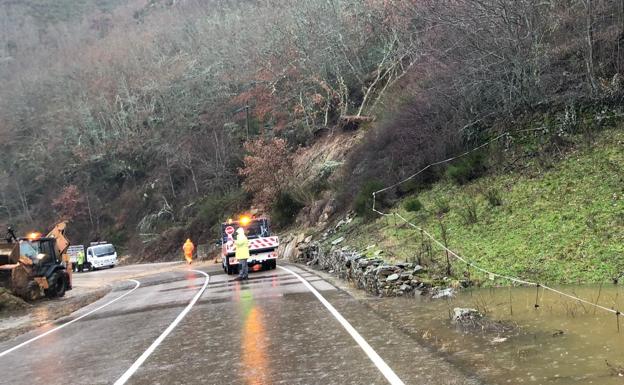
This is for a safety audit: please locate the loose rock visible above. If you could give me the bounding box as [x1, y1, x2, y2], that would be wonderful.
[386, 273, 400, 282]
[432, 288, 455, 299]
[452, 308, 482, 323]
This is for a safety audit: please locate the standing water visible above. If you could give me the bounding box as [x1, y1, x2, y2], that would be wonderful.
[366, 285, 624, 385]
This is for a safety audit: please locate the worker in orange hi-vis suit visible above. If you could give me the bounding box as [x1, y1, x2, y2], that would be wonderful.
[183, 239, 195, 264]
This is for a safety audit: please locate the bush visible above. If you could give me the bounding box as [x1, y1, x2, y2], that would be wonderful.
[319, 160, 343, 180]
[396, 179, 419, 197]
[434, 196, 451, 215]
[457, 197, 478, 225]
[354, 180, 385, 218]
[404, 197, 424, 212]
[484, 188, 503, 207]
[271, 192, 304, 227]
[196, 191, 248, 230]
[446, 152, 487, 185]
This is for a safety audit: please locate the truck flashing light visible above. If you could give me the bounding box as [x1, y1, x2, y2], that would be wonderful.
[239, 216, 251, 226]
[27, 232, 42, 241]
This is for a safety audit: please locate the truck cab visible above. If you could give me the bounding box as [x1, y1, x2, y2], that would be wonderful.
[221, 216, 279, 275]
[85, 243, 117, 270]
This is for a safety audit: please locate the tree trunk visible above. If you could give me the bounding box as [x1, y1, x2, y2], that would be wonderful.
[85, 191, 95, 232]
[584, 0, 597, 93]
[166, 156, 177, 198]
[619, 0, 624, 72]
[15, 178, 32, 224]
[189, 166, 199, 195]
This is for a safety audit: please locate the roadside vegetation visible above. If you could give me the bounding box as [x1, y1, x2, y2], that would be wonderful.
[326, 127, 624, 284]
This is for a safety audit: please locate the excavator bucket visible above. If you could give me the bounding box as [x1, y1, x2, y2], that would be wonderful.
[0, 242, 19, 288]
[0, 241, 18, 265]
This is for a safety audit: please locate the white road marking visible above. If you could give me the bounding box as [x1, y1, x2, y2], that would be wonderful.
[0, 279, 141, 358]
[114, 270, 210, 385]
[278, 265, 406, 385]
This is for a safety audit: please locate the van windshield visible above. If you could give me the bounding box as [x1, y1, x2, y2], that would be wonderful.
[93, 245, 115, 257]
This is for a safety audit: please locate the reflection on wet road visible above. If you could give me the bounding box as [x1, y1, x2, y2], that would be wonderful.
[0, 264, 476, 385]
[239, 292, 271, 385]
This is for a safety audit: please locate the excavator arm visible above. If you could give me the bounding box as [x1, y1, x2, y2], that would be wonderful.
[47, 221, 70, 260]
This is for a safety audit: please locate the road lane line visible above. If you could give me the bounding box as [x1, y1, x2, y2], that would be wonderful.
[114, 270, 209, 385]
[0, 279, 141, 358]
[278, 265, 406, 385]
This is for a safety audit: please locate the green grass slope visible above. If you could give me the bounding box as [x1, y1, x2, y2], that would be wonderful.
[330, 128, 624, 285]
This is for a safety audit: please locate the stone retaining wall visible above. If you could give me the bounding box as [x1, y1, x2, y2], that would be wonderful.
[287, 240, 432, 297]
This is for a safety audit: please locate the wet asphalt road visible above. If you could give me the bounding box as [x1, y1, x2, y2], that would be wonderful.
[0, 263, 477, 385]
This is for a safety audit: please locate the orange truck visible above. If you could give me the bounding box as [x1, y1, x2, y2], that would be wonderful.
[221, 216, 279, 275]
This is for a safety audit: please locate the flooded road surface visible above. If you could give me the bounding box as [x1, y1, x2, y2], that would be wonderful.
[367, 285, 624, 385]
[0, 263, 477, 385]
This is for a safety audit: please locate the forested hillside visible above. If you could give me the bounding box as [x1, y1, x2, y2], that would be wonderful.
[1, 0, 623, 259]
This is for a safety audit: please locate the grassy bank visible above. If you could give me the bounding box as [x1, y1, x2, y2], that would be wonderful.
[324, 128, 624, 285]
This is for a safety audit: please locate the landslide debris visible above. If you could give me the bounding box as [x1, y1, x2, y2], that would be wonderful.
[0, 287, 31, 314]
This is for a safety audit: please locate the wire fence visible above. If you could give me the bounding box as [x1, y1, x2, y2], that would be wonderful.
[371, 128, 622, 324]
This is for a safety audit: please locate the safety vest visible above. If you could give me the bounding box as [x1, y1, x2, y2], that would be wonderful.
[235, 234, 250, 260]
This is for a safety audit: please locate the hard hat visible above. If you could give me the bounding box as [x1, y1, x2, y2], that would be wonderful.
[236, 227, 245, 234]
[186, 238, 192, 243]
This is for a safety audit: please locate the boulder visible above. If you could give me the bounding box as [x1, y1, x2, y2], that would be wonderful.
[386, 273, 400, 282]
[432, 287, 455, 299]
[399, 284, 412, 292]
[452, 308, 483, 323]
[280, 238, 298, 261]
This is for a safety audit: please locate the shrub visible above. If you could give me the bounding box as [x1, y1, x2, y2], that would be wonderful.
[396, 179, 419, 197]
[404, 197, 423, 212]
[197, 192, 248, 229]
[484, 188, 503, 207]
[239, 138, 292, 210]
[446, 152, 487, 185]
[434, 196, 451, 215]
[354, 180, 385, 218]
[271, 191, 304, 227]
[457, 197, 478, 225]
[319, 160, 343, 180]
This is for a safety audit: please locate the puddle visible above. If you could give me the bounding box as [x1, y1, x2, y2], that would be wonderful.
[367, 285, 624, 385]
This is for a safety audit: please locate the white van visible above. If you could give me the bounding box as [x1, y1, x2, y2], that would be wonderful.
[85, 243, 117, 270]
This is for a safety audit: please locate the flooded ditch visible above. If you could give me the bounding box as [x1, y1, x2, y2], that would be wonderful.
[366, 285, 624, 385]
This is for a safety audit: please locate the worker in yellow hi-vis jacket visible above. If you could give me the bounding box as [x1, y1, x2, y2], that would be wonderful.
[234, 227, 249, 281]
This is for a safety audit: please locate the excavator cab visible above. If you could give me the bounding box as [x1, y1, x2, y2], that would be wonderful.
[11, 236, 70, 300]
[0, 224, 71, 300]
[19, 237, 62, 271]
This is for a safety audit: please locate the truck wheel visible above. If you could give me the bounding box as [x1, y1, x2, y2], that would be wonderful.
[268, 260, 277, 270]
[226, 265, 236, 275]
[45, 272, 66, 298]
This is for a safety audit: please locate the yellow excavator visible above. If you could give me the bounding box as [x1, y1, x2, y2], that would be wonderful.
[0, 222, 72, 300]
